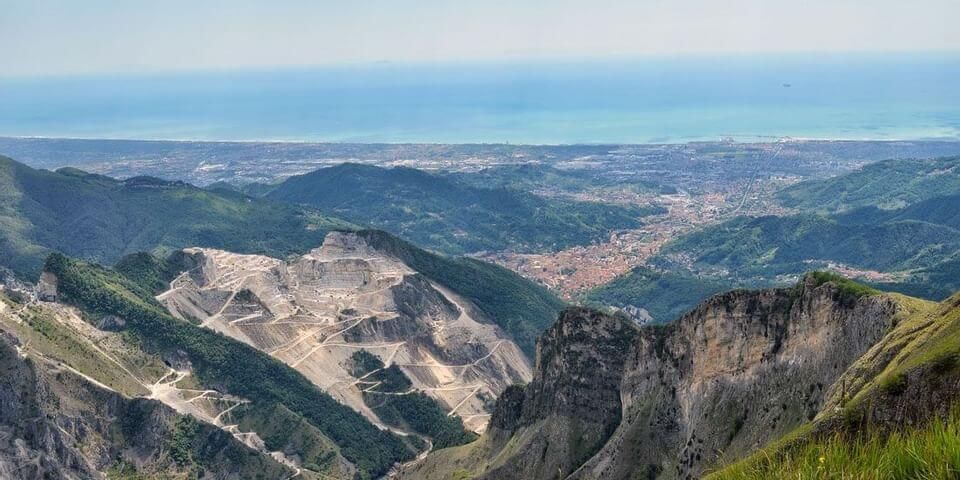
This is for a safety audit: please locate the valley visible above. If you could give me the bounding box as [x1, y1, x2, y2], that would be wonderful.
[1, 137, 960, 479]
[2, 3, 957, 478]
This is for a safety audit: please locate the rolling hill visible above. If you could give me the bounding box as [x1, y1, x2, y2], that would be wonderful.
[261, 163, 663, 254]
[656, 194, 960, 299]
[0, 155, 353, 280]
[582, 266, 736, 324]
[445, 163, 677, 195]
[777, 155, 960, 212]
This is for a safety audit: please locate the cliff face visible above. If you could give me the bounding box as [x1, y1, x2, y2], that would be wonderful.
[404, 277, 901, 480]
[483, 308, 640, 479]
[574, 278, 897, 480]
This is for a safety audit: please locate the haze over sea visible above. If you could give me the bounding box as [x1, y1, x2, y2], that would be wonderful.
[1, 53, 958, 144]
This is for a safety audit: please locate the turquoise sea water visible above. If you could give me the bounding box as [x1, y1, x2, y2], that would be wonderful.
[0, 54, 957, 144]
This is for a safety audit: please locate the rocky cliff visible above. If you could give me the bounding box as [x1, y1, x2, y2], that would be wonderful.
[404, 275, 903, 479]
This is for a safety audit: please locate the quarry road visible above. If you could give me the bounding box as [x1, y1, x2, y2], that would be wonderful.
[447, 385, 483, 417]
[11, 299, 307, 479]
[383, 431, 433, 480]
[396, 339, 505, 369]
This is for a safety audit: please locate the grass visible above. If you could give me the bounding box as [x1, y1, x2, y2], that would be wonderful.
[0, 305, 151, 397]
[807, 271, 880, 300]
[840, 292, 960, 408]
[235, 402, 349, 478]
[708, 407, 960, 480]
[709, 291, 960, 479]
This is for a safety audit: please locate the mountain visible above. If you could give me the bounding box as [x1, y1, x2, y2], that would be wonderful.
[38, 254, 416, 478]
[776, 156, 960, 212]
[708, 286, 960, 478]
[154, 231, 533, 434]
[350, 230, 565, 357]
[403, 274, 960, 479]
[616, 157, 960, 318]
[582, 266, 735, 324]
[0, 326, 300, 479]
[656, 194, 960, 299]
[0, 226, 565, 479]
[261, 163, 663, 254]
[0, 155, 353, 280]
[446, 163, 678, 195]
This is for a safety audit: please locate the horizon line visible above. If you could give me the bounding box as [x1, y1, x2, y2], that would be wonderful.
[2, 49, 959, 81]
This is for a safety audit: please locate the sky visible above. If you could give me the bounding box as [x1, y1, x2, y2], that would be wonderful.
[1, 0, 958, 77]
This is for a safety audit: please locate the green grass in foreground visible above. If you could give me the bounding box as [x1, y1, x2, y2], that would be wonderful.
[807, 271, 880, 300]
[708, 408, 960, 480]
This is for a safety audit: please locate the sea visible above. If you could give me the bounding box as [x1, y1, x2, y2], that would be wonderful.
[0, 53, 958, 144]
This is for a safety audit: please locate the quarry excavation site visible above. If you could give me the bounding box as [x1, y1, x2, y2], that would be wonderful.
[157, 231, 531, 433]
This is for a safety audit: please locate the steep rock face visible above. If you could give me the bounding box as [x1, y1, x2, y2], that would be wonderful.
[158, 231, 532, 433]
[405, 277, 901, 480]
[0, 330, 293, 479]
[483, 308, 640, 479]
[575, 279, 898, 480]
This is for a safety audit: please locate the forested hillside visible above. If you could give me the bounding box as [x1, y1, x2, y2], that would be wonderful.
[263, 163, 662, 254]
[0, 155, 352, 279]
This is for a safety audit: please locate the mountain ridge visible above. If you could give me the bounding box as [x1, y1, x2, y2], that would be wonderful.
[0, 155, 353, 280]
[403, 274, 948, 479]
[262, 162, 663, 255]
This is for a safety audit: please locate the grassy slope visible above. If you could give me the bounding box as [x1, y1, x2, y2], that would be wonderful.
[0, 155, 352, 280]
[777, 156, 960, 212]
[234, 403, 354, 478]
[44, 253, 414, 479]
[711, 410, 960, 480]
[264, 163, 660, 255]
[354, 230, 565, 357]
[708, 290, 960, 479]
[0, 298, 296, 479]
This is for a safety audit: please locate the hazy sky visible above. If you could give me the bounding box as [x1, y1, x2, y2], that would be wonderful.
[2, 0, 958, 77]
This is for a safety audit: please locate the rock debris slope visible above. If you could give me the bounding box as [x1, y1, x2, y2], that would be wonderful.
[404, 275, 904, 479]
[158, 231, 532, 433]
